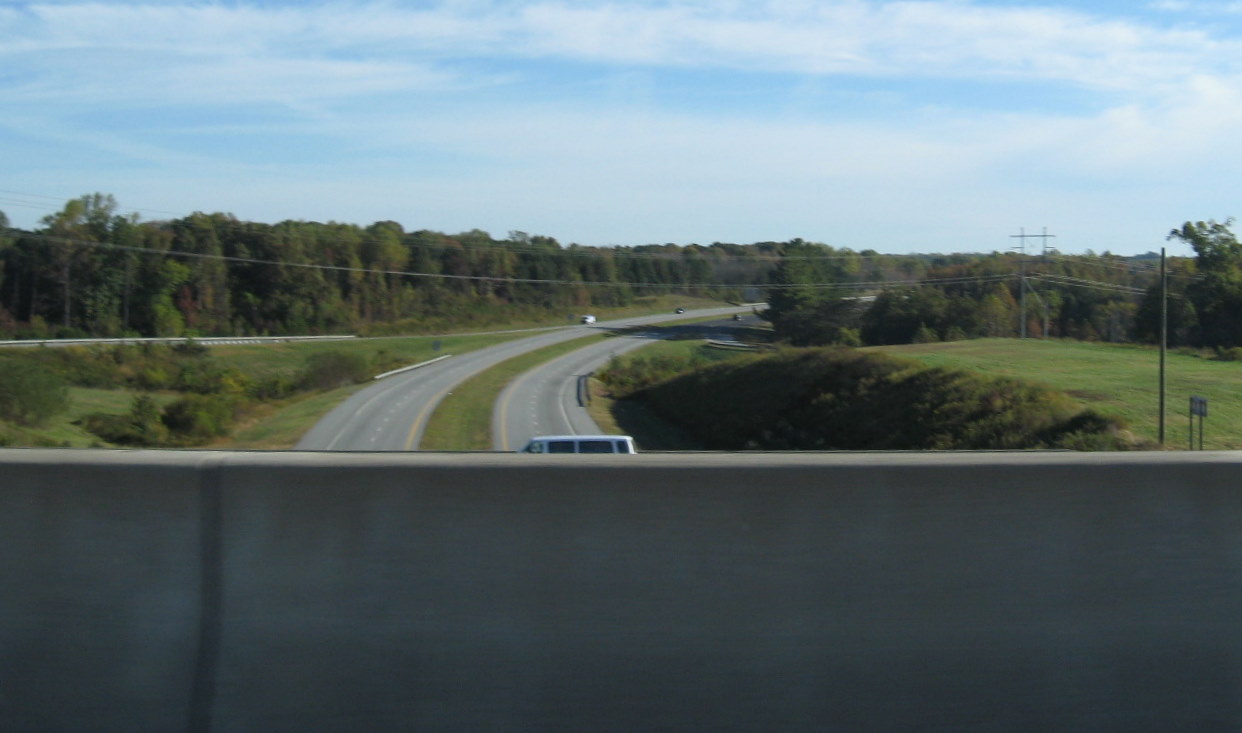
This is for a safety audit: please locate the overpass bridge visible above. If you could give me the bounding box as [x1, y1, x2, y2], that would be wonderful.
[4, 448, 1242, 731]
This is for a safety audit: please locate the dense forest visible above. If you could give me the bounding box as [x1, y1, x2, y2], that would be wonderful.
[0, 193, 1235, 350]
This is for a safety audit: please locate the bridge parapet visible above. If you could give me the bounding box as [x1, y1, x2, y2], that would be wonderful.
[3, 449, 1241, 731]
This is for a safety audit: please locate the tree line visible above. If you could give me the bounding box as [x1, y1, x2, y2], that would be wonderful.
[0, 193, 924, 338]
[2, 193, 1235, 350]
[0, 194, 774, 338]
[760, 231, 1237, 351]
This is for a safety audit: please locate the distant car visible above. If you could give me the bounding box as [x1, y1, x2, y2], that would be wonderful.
[521, 435, 637, 454]
[581, 314, 596, 324]
[675, 307, 685, 314]
[732, 313, 742, 321]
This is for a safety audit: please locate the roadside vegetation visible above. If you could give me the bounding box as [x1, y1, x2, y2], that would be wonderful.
[0, 296, 715, 448]
[598, 342, 1139, 451]
[0, 333, 518, 448]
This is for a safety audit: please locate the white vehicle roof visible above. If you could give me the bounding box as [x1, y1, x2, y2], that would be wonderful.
[521, 435, 637, 453]
[529, 434, 625, 441]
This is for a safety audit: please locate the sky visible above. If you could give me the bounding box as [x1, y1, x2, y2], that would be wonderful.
[5, 1, 1242, 255]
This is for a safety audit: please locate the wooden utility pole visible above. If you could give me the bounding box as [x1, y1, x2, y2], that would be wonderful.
[1159, 247, 1167, 445]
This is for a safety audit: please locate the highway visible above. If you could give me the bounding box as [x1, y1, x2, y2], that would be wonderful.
[296, 306, 751, 451]
[492, 329, 659, 452]
[493, 313, 764, 452]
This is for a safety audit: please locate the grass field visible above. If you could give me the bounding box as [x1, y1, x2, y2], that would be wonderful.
[867, 339, 1242, 450]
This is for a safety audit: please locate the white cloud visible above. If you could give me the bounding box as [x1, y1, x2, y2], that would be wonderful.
[3, 1, 1239, 98]
[7, 1, 1242, 251]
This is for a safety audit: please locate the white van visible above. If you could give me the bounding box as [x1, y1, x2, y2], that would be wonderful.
[521, 435, 637, 454]
[580, 314, 596, 324]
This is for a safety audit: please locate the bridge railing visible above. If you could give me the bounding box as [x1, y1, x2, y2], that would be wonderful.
[3, 448, 1241, 732]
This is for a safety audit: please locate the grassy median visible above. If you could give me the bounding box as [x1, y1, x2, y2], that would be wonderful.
[419, 334, 608, 451]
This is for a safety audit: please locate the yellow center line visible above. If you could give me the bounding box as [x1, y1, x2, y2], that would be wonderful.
[404, 383, 456, 451]
[496, 371, 532, 453]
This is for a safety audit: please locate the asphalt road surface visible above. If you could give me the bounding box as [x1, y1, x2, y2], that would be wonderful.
[492, 329, 658, 452]
[295, 306, 752, 451]
[492, 313, 763, 452]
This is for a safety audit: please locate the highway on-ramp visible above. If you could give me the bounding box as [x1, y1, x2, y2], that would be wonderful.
[295, 306, 751, 451]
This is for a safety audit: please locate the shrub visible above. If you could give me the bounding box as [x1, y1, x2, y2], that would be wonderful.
[1215, 346, 1242, 362]
[172, 338, 209, 357]
[835, 327, 863, 347]
[300, 351, 371, 390]
[912, 323, 940, 343]
[248, 375, 297, 400]
[175, 360, 249, 394]
[162, 394, 240, 443]
[135, 367, 172, 390]
[0, 360, 69, 426]
[79, 394, 170, 446]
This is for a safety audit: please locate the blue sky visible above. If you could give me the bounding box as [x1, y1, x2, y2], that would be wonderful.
[5, 0, 1242, 254]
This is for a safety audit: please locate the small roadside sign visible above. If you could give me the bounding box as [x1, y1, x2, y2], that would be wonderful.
[1189, 395, 1208, 450]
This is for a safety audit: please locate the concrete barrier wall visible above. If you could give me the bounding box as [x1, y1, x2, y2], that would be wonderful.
[4, 449, 1242, 732]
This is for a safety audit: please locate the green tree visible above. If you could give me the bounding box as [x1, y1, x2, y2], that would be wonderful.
[764, 240, 861, 345]
[40, 194, 119, 330]
[860, 287, 950, 345]
[1169, 220, 1242, 347]
[1135, 262, 1198, 347]
[151, 260, 191, 336]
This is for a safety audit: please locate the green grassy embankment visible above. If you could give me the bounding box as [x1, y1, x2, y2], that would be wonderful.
[868, 339, 1242, 450]
[594, 338, 1242, 451]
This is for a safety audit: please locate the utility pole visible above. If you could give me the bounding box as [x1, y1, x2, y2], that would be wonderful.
[1159, 246, 1167, 445]
[1010, 227, 1056, 338]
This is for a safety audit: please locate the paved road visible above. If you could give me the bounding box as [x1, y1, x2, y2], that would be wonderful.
[296, 306, 752, 451]
[492, 313, 764, 452]
[492, 330, 660, 452]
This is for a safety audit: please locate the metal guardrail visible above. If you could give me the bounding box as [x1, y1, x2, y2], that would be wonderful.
[372, 354, 453, 380]
[0, 334, 357, 348]
[705, 339, 761, 351]
[577, 374, 592, 406]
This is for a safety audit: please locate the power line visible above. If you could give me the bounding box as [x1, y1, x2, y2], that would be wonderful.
[0, 189, 186, 220]
[1028, 273, 1150, 295]
[0, 229, 822, 290]
[1, 227, 1167, 296]
[0, 229, 1029, 293]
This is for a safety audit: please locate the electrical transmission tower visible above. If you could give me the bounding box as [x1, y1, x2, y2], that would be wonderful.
[1010, 227, 1056, 339]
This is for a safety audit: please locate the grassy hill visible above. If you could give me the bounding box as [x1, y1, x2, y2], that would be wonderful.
[610, 345, 1128, 451]
[867, 339, 1242, 450]
[595, 337, 1242, 451]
